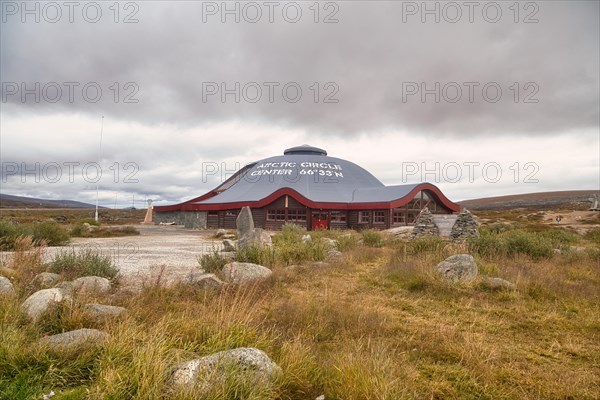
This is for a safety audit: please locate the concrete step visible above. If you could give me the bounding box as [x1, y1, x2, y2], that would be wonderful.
[432, 215, 458, 237]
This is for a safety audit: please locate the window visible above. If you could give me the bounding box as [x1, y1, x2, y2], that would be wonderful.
[225, 210, 237, 217]
[208, 211, 218, 216]
[287, 209, 307, 221]
[392, 209, 405, 224]
[373, 211, 385, 224]
[359, 211, 370, 223]
[267, 209, 306, 222]
[330, 211, 347, 222]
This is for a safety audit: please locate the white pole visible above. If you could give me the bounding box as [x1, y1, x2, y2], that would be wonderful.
[94, 116, 104, 223]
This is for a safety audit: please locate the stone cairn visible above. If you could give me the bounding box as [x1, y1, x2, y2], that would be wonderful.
[411, 207, 439, 237]
[450, 209, 479, 240]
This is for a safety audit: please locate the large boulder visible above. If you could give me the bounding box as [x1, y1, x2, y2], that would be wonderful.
[237, 228, 272, 251]
[434, 254, 478, 283]
[21, 288, 72, 322]
[171, 347, 282, 391]
[481, 277, 515, 290]
[0, 276, 15, 297]
[72, 276, 112, 295]
[35, 272, 61, 288]
[83, 303, 127, 322]
[221, 262, 272, 284]
[183, 271, 224, 290]
[39, 328, 109, 353]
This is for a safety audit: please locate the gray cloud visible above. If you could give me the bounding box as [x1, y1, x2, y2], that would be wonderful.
[2, 1, 598, 136]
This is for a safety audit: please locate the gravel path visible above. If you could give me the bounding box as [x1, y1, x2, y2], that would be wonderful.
[2, 225, 223, 288]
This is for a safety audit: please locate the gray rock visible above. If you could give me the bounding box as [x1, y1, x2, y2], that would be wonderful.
[83, 303, 127, 322]
[316, 396, 325, 400]
[325, 249, 342, 261]
[55, 280, 74, 294]
[222, 239, 237, 252]
[321, 237, 337, 249]
[237, 228, 272, 251]
[302, 234, 312, 243]
[222, 262, 272, 284]
[39, 328, 109, 352]
[72, 276, 112, 295]
[171, 347, 282, 390]
[435, 254, 478, 283]
[0, 276, 15, 297]
[236, 206, 255, 239]
[21, 288, 71, 322]
[183, 271, 224, 290]
[36, 272, 61, 288]
[222, 234, 236, 240]
[215, 229, 228, 237]
[482, 277, 515, 290]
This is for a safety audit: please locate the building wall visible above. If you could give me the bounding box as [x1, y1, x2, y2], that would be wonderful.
[154, 211, 207, 229]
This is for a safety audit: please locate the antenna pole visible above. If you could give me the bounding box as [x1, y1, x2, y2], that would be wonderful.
[94, 116, 104, 223]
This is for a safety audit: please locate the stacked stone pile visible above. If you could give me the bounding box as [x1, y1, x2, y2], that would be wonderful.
[411, 208, 439, 237]
[450, 209, 479, 239]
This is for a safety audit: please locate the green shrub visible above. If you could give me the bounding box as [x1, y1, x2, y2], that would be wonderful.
[31, 221, 70, 246]
[361, 229, 383, 248]
[0, 220, 69, 249]
[70, 224, 139, 238]
[235, 245, 277, 267]
[485, 223, 513, 234]
[199, 250, 228, 273]
[584, 228, 600, 245]
[334, 233, 360, 252]
[48, 248, 118, 280]
[470, 228, 553, 259]
[77, 218, 100, 226]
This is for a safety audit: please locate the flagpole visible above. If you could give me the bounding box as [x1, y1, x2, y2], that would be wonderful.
[94, 116, 104, 223]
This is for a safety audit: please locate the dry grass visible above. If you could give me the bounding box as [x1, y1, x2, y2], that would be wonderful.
[1, 224, 599, 399]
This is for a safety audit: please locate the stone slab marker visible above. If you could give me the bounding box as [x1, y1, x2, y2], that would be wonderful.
[431, 214, 458, 237]
[236, 206, 254, 238]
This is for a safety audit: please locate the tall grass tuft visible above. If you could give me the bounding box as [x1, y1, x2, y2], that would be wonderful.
[199, 250, 228, 273]
[361, 229, 384, 248]
[48, 248, 118, 280]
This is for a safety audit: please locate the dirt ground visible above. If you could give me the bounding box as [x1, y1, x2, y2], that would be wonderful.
[1, 225, 223, 289]
[538, 210, 599, 234]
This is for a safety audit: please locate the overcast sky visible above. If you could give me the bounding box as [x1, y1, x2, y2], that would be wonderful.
[1, 0, 598, 207]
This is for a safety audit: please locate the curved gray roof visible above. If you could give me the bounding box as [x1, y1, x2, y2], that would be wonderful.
[196, 149, 389, 204]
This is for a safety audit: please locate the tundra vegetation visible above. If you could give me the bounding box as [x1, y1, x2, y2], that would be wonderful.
[0, 216, 599, 399]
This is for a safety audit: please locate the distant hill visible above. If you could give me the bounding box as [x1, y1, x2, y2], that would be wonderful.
[459, 190, 599, 211]
[0, 194, 101, 209]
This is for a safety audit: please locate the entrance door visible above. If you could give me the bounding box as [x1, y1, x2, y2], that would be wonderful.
[311, 211, 329, 230]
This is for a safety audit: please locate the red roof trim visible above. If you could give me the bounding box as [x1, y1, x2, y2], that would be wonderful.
[155, 183, 460, 213]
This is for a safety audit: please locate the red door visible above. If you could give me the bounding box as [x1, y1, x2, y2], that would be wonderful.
[311, 211, 329, 230]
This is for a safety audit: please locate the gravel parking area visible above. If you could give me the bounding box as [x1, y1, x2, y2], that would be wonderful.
[2, 225, 223, 288]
